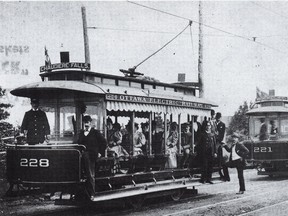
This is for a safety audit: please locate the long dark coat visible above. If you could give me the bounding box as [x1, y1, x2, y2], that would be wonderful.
[78, 128, 107, 157]
[21, 109, 50, 144]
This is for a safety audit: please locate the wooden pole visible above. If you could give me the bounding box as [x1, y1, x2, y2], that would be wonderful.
[81, 6, 90, 65]
[198, 1, 204, 98]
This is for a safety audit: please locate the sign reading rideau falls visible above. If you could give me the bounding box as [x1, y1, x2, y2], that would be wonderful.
[106, 93, 211, 109]
[40, 62, 90, 72]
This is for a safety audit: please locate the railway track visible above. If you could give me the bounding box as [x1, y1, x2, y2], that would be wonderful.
[6, 170, 288, 216]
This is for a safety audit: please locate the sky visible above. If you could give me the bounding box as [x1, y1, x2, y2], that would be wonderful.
[1, 1, 288, 125]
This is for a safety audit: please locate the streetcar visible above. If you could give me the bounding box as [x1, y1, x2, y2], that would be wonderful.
[246, 92, 288, 177]
[5, 55, 217, 205]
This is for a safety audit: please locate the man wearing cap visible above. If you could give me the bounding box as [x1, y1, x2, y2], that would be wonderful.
[222, 132, 249, 194]
[78, 115, 107, 200]
[21, 98, 50, 145]
[180, 122, 192, 168]
[215, 112, 229, 181]
[198, 121, 216, 184]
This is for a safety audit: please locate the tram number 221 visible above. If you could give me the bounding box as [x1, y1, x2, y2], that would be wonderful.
[20, 158, 49, 167]
[254, 147, 272, 153]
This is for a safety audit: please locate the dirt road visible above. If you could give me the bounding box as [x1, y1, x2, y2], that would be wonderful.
[1, 169, 288, 216]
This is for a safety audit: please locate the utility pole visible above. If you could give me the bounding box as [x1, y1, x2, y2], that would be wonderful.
[82, 6, 90, 65]
[198, 1, 204, 98]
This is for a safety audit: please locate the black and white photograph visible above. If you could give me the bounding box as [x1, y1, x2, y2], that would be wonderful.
[1, 1, 288, 215]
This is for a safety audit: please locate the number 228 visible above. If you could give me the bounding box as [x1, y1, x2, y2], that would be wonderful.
[20, 158, 49, 167]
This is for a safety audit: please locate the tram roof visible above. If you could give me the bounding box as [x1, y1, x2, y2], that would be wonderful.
[246, 106, 288, 115]
[11, 80, 216, 116]
[10, 81, 105, 97]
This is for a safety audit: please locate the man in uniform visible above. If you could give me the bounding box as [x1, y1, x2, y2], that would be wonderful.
[21, 98, 50, 145]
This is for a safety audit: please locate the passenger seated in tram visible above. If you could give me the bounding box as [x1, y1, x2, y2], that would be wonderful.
[180, 122, 192, 168]
[269, 120, 278, 140]
[133, 123, 146, 156]
[270, 120, 278, 135]
[106, 117, 113, 138]
[141, 122, 149, 154]
[165, 122, 178, 169]
[107, 122, 129, 157]
[152, 120, 163, 155]
[193, 116, 202, 146]
[259, 118, 268, 141]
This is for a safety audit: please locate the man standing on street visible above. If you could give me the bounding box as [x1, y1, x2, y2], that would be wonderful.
[215, 112, 230, 181]
[78, 115, 107, 200]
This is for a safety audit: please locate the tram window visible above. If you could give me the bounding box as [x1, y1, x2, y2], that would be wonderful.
[66, 73, 82, 80]
[280, 119, 288, 137]
[94, 77, 101, 84]
[143, 84, 153, 90]
[85, 105, 102, 132]
[49, 74, 65, 80]
[85, 75, 94, 82]
[249, 117, 269, 141]
[268, 119, 278, 139]
[130, 82, 141, 88]
[102, 78, 116, 85]
[165, 87, 174, 92]
[273, 101, 283, 106]
[118, 80, 130, 87]
[44, 107, 56, 139]
[60, 106, 76, 141]
[155, 86, 165, 90]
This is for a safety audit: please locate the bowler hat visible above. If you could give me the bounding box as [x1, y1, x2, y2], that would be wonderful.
[31, 98, 39, 103]
[231, 132, 240, 138]
[83, 115, 92, 123]
[182, 122, 190, 127]
[216, 112, 222, 119]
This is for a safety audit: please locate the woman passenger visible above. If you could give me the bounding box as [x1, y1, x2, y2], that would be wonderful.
[133, 123, 146, 156]
[107, 122, 129, 157]
[165, 122, 178, 169]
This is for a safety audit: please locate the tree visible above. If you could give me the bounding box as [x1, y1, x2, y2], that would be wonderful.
[227, 101, 253, 137]
[0, 87, 13, 139]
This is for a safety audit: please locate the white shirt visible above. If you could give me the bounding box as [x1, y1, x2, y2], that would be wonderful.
[84, 127, 91, 136]
[231, 144, 241, 161]
[193, 122, 198, 132]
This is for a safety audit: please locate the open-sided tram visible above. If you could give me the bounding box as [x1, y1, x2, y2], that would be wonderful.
[246, 93, 288, 176]
[5, 58, 217, 205]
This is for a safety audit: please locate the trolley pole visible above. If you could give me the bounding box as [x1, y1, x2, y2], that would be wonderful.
[198, 1, 204, 98]
[82, 6, 90, 65]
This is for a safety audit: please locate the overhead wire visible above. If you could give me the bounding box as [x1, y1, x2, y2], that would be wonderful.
[89, 26, 249, 38]
[133, 21, 192, 69]
[250, 1, 288, 20]
[127, 1, 287, 54]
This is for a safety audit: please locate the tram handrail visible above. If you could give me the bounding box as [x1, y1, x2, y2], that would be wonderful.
[4, 143, 86, 149]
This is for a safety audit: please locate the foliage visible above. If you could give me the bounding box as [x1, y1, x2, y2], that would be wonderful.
[0, 87, 13, 150]
[227, 101, 253, 137]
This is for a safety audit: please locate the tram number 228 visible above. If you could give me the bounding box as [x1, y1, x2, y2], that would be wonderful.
[254, 147, 272, 153]
[20, 158, 49, 167]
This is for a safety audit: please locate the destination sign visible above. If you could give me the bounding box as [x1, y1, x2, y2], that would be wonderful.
[105, 93, 211, 109]
[256, 96, 288, 102]
[40, 62, 90, 72]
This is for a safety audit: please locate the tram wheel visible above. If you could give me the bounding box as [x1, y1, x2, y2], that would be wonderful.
[170, 189, 185, 201]
[127, 195, 145, 209]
